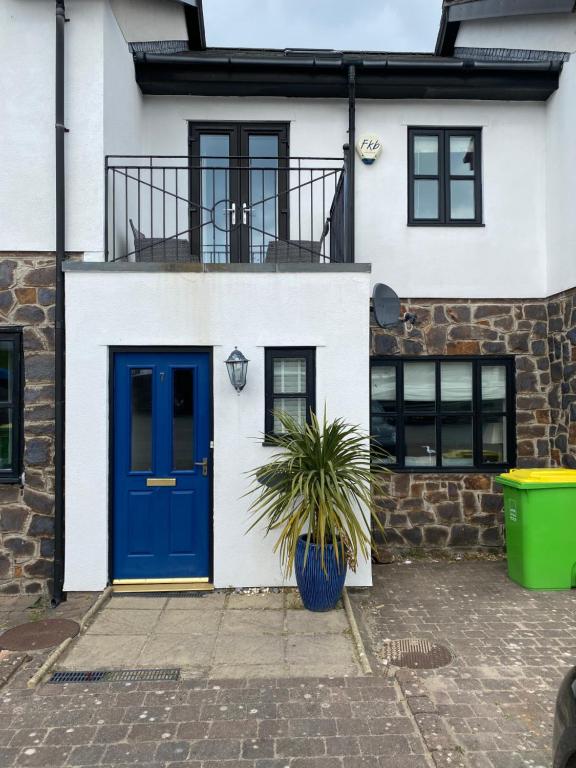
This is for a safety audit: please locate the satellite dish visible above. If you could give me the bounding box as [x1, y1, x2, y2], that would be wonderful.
[373, 283, 401, 328]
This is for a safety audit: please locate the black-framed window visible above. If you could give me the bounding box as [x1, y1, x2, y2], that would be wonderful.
[265, 348, 315, 437]
[0, 330, 23, 483]
[370, 357, 515, 472]
[408, 128, 483, 226]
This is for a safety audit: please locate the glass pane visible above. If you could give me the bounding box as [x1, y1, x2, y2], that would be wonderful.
[450, 135, 475, 176]
[441, 415, 473, 467]
[414, 135, 438, 175]
[441, 362, 472, 412]
[483, 416, 507, 463]
[404, 415, 436, 467]
[173, 369, 194, 471]
[414, 180, 439, 220]
[0, 341, 13, 402]
[450, 180, 475, 220]
[200, 134, 230, 264]
[404, 362, 436, 411]
[0, 408, 12, 470]
[273, 358, 306, 394]
[482, 366, 507, 411]
[249, 135, 279, 264]
[372, 415, 396, 464]
[371, 366, 396, 413]
[273, 397, 306, 432]
[131, 369, 152, 472]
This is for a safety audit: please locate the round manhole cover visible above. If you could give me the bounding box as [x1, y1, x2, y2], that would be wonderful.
[379, 638, 452, 670]
[0, 619, 80, 651]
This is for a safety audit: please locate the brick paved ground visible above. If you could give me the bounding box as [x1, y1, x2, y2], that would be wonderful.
[0, 673, 430, 767]
[350, 559, 575, 768]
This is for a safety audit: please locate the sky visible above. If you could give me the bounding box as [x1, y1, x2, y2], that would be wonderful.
[202, 0, 444, 53]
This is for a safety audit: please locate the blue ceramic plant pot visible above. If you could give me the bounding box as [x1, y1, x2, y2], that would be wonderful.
[295, 535, 347, 612]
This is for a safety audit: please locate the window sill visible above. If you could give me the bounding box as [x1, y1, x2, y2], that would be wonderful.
[0, 475, 23, 485]
[407, 221, 485, 228]
[374, 466, 511, 475]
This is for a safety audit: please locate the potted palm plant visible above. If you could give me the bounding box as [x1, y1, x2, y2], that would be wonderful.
[246, 410, 388, 612]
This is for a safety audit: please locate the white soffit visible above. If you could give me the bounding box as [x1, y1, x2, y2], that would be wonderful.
[110, 0, 188, 43]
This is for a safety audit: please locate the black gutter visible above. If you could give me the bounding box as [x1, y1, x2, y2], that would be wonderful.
[52, 0, 66, 607]
[133, 51, 562, 70]
[347, 65, 355, 264]
[134, 52, 562, 100]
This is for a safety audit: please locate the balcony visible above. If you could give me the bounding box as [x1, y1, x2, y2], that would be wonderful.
[105, 154, 351, 265]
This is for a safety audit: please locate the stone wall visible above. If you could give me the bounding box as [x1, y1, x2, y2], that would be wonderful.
[0, 254, 55, 595]
[372, 289, 576, 550]
[548, 288, 576, 468]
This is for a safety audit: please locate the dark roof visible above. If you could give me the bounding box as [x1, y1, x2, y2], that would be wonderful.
[436, 0, 576, 56]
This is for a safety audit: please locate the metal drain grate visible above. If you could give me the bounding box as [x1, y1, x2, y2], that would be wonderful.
[379, 639, 452, 670]
[49, 668, 181, 684]
[112, 592, 207, 599]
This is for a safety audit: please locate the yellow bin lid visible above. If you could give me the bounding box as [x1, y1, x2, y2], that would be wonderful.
[497, 468, 576, 486]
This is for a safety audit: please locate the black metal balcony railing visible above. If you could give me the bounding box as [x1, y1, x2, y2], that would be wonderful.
[104, 155, 350, 264]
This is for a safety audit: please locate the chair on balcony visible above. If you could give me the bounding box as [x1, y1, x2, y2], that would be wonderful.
[129, 220, 198, 263]
[265, 240, 323, 264]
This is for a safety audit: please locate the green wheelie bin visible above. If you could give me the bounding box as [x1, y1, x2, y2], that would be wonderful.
[495, 469, 576, 589]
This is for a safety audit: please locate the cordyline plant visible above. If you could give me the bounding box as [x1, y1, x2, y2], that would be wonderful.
[245, 409, 389, 577]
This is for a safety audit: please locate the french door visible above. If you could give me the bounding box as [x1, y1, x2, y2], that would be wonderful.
[189, 122, 289, 263]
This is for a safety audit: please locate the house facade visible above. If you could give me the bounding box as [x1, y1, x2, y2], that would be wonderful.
[0, 0, 574, 595]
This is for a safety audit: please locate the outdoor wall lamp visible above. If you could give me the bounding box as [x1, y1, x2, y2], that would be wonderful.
[225, 347, 249, 393]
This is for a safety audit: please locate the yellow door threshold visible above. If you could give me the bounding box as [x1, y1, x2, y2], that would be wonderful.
[112, 578, 214, 594]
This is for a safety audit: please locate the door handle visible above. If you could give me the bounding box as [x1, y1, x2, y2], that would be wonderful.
[227, 202, 236, 226]
[242, 203, 251, 225]
[194, 457, 209, 477]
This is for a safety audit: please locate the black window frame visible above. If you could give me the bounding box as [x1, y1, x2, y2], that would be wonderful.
[0, 328, 23, 484]
[264, 348, 316, 439]
[370, 356, 515, 473]
[408, 127, 483, 227]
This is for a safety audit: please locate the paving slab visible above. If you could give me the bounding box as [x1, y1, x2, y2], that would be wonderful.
[62, 634, 148, 670]
[153, 609, 222, 635]
[213, 635, 285, 665]
[86, 608, 163, 635]
[220, 609, 285, 636]
[139, 634, 215, 667]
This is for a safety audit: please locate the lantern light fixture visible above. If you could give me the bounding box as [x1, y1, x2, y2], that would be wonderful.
[225, 347, 249, 394]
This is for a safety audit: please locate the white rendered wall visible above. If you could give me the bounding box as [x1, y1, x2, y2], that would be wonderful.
[545, 56, 576, 295]
[355, 99, 547, 298]
[455, 14, 576, 53]
[64, 269, 372, 592]
[141, 96, 548, 298]
[0, 0, 55, 250]
[0, 0, 143, 256]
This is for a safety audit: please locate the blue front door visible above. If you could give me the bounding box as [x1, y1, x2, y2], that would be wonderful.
[113, 351, 211, 581]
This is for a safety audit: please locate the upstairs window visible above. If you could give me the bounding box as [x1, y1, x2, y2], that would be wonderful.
[0, 330, 23, 483]
[408, 128, 483, 226]
[265, 348, 315, 438]
[371, 357, 514, 471]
